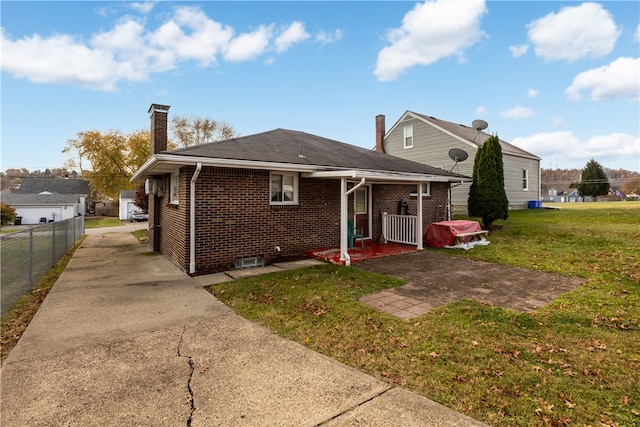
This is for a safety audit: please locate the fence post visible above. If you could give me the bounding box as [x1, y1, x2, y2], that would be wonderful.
[51, 221, 56, 267]
[28, 228, 34, 287]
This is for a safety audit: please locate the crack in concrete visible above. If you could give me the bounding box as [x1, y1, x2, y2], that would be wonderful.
[314, 385, 394, 426]
[177, 326, 196, 426]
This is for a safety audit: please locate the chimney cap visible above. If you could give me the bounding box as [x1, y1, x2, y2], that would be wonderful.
[148, 104, 171, 116]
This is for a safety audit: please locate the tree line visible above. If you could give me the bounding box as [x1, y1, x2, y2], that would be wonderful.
[1, 115, 237, 202]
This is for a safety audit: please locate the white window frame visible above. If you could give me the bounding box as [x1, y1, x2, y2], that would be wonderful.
[522, 169, 529, 191]
[354, 187, 368, 214]
[270, 172, 299, 205]
[409, 182, 431, 197]
[403, 125, 414, 149]
[169, 171, 179, 204]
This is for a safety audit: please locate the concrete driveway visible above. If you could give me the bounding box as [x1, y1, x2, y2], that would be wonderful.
[1, 227, 487, 426]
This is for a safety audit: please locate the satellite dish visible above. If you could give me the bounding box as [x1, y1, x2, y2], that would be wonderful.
[448, 148, 468, 172]
[472, 119, 488, 131]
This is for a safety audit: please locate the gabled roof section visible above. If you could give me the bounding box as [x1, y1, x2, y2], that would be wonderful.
[133, 129, 469, 182]
[1, 192, 79, 206]
[18, 177, 90, 195]
[389, 111, 540, 160]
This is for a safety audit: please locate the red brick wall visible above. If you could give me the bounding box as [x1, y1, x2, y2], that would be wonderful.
[371, 182, 449, 242]
[153, 167, 451, 275]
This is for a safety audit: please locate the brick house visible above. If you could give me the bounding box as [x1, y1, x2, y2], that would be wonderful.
[131, 104, 469, 276]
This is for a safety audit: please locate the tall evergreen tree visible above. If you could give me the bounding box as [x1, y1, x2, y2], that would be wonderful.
[467, 135, 509, 229]
[577, 159, 609, 200]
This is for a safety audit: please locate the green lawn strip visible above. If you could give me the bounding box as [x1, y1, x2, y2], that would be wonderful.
[208, 206, 640, 426]
[84, 217, 125, 229]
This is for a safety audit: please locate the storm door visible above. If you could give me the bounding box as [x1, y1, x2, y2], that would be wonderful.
[354, 185, 371, 239]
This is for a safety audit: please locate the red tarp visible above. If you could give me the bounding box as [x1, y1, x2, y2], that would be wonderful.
[424, 220, 482, 248]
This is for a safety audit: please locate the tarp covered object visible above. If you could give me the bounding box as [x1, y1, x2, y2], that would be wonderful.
[424, 220, 482, 248]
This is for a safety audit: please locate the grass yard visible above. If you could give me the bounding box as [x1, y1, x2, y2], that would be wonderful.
[209, 202, 639, 426]
[84, 217, 125, 229]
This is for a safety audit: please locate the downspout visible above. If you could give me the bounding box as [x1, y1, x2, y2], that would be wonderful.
[449, 181, 465, 221]
[189, 162, 202, 274]
[340, 177, 366, 265]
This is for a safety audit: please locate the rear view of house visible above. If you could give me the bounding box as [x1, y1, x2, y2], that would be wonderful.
[377, 111, 541, 214]
[132, 104, 469, 275]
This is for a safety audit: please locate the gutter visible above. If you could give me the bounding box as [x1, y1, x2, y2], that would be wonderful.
[189, 162, 202, 274]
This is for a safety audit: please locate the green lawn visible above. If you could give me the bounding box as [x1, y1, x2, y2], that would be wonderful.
[84, 217, 125, 229]
[209, 202, 640, 426]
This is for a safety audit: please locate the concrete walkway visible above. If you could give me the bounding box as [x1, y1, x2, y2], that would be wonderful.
[1, 227, 488, 426]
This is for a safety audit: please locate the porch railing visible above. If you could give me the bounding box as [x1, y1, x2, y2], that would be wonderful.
[382, 212, 418, 245]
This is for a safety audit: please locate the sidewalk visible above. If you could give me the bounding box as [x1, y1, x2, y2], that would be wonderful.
[1, 228, 488, 426]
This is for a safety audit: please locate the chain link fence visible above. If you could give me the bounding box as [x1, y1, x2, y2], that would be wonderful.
[1, 217, 85, 315]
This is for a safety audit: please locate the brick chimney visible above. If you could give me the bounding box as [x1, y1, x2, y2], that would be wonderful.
[375, 114, 385, 153]
[149, 104, 170, 154]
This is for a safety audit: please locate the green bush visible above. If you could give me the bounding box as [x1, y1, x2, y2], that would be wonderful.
[1, 203, 16, 226]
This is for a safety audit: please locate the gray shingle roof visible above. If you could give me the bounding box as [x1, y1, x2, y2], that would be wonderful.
[410, 112, 541, 160]
[1, 192, 79, 206]
[164, 128, 466, 178]
[18, 177, 90, 195]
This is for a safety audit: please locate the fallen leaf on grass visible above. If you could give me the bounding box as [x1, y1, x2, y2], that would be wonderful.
[429, 351, 439, 358]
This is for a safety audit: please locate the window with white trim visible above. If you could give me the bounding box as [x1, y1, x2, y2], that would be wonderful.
[169, 172, 179, 204]
[522, 169, 529, 191]
[354, 187, 368, 214]
[409, 182, 431, 197]
[403, 125, 414, 149]
[270, 172, 298, 205]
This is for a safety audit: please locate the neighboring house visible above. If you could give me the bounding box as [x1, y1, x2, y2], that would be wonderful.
[375, 111, 541, 214]
[131, 104, 470, 276]
[542, 188, 566, 203]
[17, 177, 91, 216]
[119, 190, 136, 220]
[0, 191, 79, 224]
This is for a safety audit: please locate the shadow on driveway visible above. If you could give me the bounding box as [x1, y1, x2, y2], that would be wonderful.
[355, 251, 587, 319]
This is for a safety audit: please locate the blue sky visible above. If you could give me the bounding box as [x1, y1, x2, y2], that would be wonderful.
[2, 1, 639, 173]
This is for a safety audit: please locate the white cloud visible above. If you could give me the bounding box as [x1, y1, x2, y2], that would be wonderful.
[501, 106, 534, 118]
[475, 106, 488, 116]
[527, 3, 620, 62]
[275, 22, 310, 53]
[374, 0, 487, 81]
[513, 131, 639, 169]
[0, 28, 122, 91]
[566, 57, 640, 102]
[316, 29, 343, 45]
[551, 116, 565, 127]
[224, 25, 272, 62]
[527, 88, 538, 98]
[128, 2, 154, 14]
[509, 44, 528, 58]
[0, 5, 326, 91]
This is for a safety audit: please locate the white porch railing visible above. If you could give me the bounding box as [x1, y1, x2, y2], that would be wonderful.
[382, 212, 418, 245]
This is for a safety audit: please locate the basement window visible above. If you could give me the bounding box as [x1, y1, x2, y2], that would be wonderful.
[270, 172, 298, 205]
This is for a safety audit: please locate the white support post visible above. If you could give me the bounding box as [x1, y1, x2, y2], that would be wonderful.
[339, 178, 350, 265]
[417, 181, 423, 250]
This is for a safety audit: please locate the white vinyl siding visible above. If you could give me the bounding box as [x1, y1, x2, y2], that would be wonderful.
[384, 114, 540, 210]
